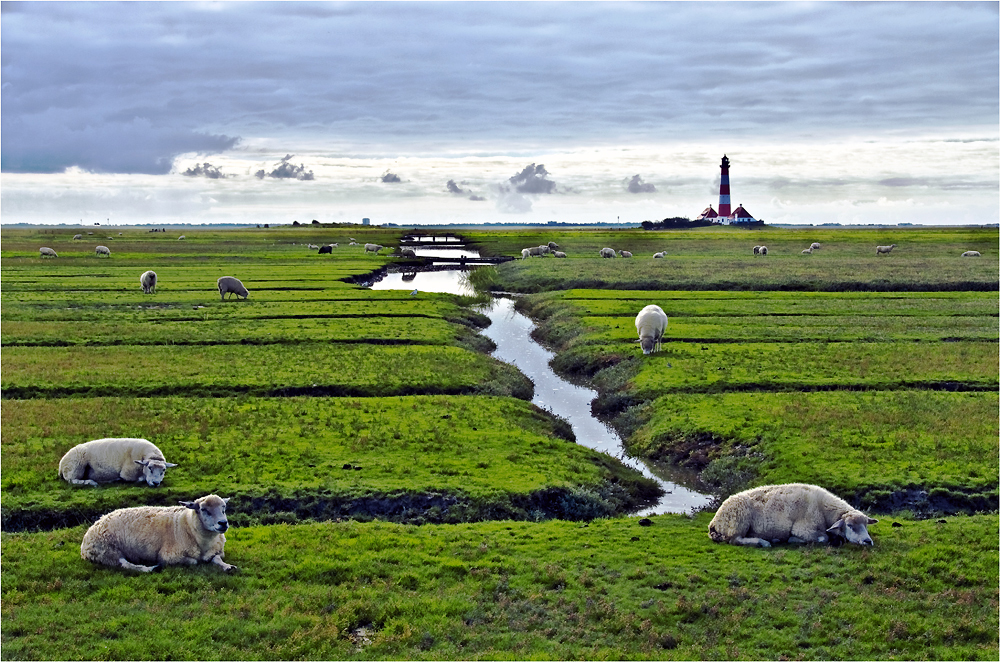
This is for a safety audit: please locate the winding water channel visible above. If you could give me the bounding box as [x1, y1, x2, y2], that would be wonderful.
[370, 243, 711, 515]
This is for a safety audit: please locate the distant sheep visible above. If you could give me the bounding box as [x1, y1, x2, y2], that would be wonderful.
[95, 245, 111, 257]
[521, 248, 531, 260]
[619, 250, 633, 258]
[39, 247, 58, 258]
[73, 234, 83, 240]
[140, 270, 157, 294]
[600, 247, 616, 258]
[329, 243, 338, 248]
[217, 276, 249, 300]
[810, 242, 821, 250]
[80, 494, 236, 573]
[753, 246, 762, 255]
[527, 246, 546, 257]
[178, 235, 186, 240]
[709, 483, 878, 548]
[875, 244, 897, 255]
[961, 251, 981, 257]
[349, 241, 358, 246]
[364, 243, 383, 254]
[547, 241, 559, 250]
[801, 247, 813, 254]
[59, 437, 177, 487]
[635, 304, 668, 355]
[399, 248, 416, 258]
[759, 246, 768, 256]
[553, 251, 567, 258]
[317, 245, 333, 254]
[538, 245, 551, 255]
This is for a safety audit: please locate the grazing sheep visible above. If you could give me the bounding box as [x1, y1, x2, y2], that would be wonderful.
[178, 235, 186, 240]
[140, 270, 157, 294]
[329, 243, 338, 248]
[709, 483, 878, 548]
[527, 246, 546, 257]
[753, 246, 761, 255]
[875, 244, 897, 255]
[547, 241, 559, 250]
[802, 247, 813, 254]
[553, 251, 567, 258]
[635, 304, 668, 355]
[600, 247, 616, 258]
[39, 247, 58, 258]
[810, 242, 821, 250]
[217, 276, 249, 300]
[399, 248, 416, 258]
[759, 246, 768, 256]
[59, 437, 177, 487]
[349, 241, 358, 246]
[521, 248, 531, 260]
[95, 245, 111, 257]
[80, 494, 236, 573]
[317, 245, 333, 254]
[538, 245, 551, 255]
[620, 250, 633, 258]
[961, 251, 981, 257]
[364, 243, 383, 254]
[73, 234, 83, 240]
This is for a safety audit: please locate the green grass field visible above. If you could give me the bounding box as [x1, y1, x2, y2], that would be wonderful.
[2, 225, 997, 660]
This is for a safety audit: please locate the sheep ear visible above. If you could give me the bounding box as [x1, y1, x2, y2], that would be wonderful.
[223, 497, 230, 505]
[135, 460, 148, 467]
[164, 462, 178, 468]
[825, 519, 845, 535]
[867, 517, 879, 525]
[180, 500, 199, 510]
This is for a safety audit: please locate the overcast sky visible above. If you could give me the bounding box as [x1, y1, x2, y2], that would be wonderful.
[2, 1, 997, 226]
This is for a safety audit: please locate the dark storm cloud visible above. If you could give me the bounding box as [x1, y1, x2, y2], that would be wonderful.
[625, 175, 656, 194]
[183, 162, 227, 179]
[381, 171, 401, 183]
[508, 164, 556, 194]
[255, 155, 314, 180]
[2, 2, 997, 173]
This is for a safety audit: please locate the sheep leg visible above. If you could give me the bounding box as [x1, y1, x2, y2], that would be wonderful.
[211, 555, 238, 573]
[118, 557, 160, 573]
[69, 478, 100, 487]
[732, 536, 771, 548]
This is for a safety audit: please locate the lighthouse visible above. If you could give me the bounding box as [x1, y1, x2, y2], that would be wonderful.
[718, 155, 731, 218]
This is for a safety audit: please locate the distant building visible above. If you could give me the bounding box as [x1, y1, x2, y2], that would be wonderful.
[697, 156, 759, 224]
[362, 218, 370, 226]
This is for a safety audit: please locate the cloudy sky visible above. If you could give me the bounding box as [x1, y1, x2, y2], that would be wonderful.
[2, 1, 997, 226]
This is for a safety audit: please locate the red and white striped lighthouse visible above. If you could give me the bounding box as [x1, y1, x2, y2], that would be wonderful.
[718, 155, 731, 218]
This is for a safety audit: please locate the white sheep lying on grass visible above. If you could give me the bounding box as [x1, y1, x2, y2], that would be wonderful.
[217, 276, 249, 300]
[653, 252, 666, 259]
[39, 247, 58, 258]
[961, 251, 981, 257]
[875, 244, 897, 255]
[709, 483, 878, 547]
[95, 245, 111, 257]
[635, 304, 668, 355]
[600, 247, 616, 258]
[59, 437, 177, 487]
[553, 251, 567, 258]
[140, 270, 157, 294]
[802, 247, 813, 254]
[81, 494, 236, 573]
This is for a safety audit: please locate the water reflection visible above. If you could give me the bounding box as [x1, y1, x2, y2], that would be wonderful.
[369, 256, 711, 514]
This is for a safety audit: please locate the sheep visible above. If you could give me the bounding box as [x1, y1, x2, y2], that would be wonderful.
[329, 243, 338, 248]
[521, 248, 531, 260]
[759, 246, 768, 256]
[810, 242, 822, 250]
[364, 243, 383, 254]
[961, 251, 981, 257]
[59, 437, 177, 487]
[708, 483, 878, 548]
[802, 247, 813, 254]
[178, 235, 186, 240]
[349, 241, 358, 246]
[217, 276, 249, 300]
[600, 247, 616, 258]
[538, 245, 551, 255]
[635, 304, 668, 355]
[527, 246, 546, 257]
[547, 241, 559, 250]
[80, 494, 236, 573]
[620, 250, 633, 258]
[653, 252, 665, 259]
[73, 234, 83, 240]
[753, 246, 761, 255]
[39, 247, 58, 258]
[399, 248, 416, 258]
[317, 245, 333, 254]
[140, 270, 157, 294]
[95, 245, 111, 257]
[875, 244, 897, 255]
[553, 251, 567, 258]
